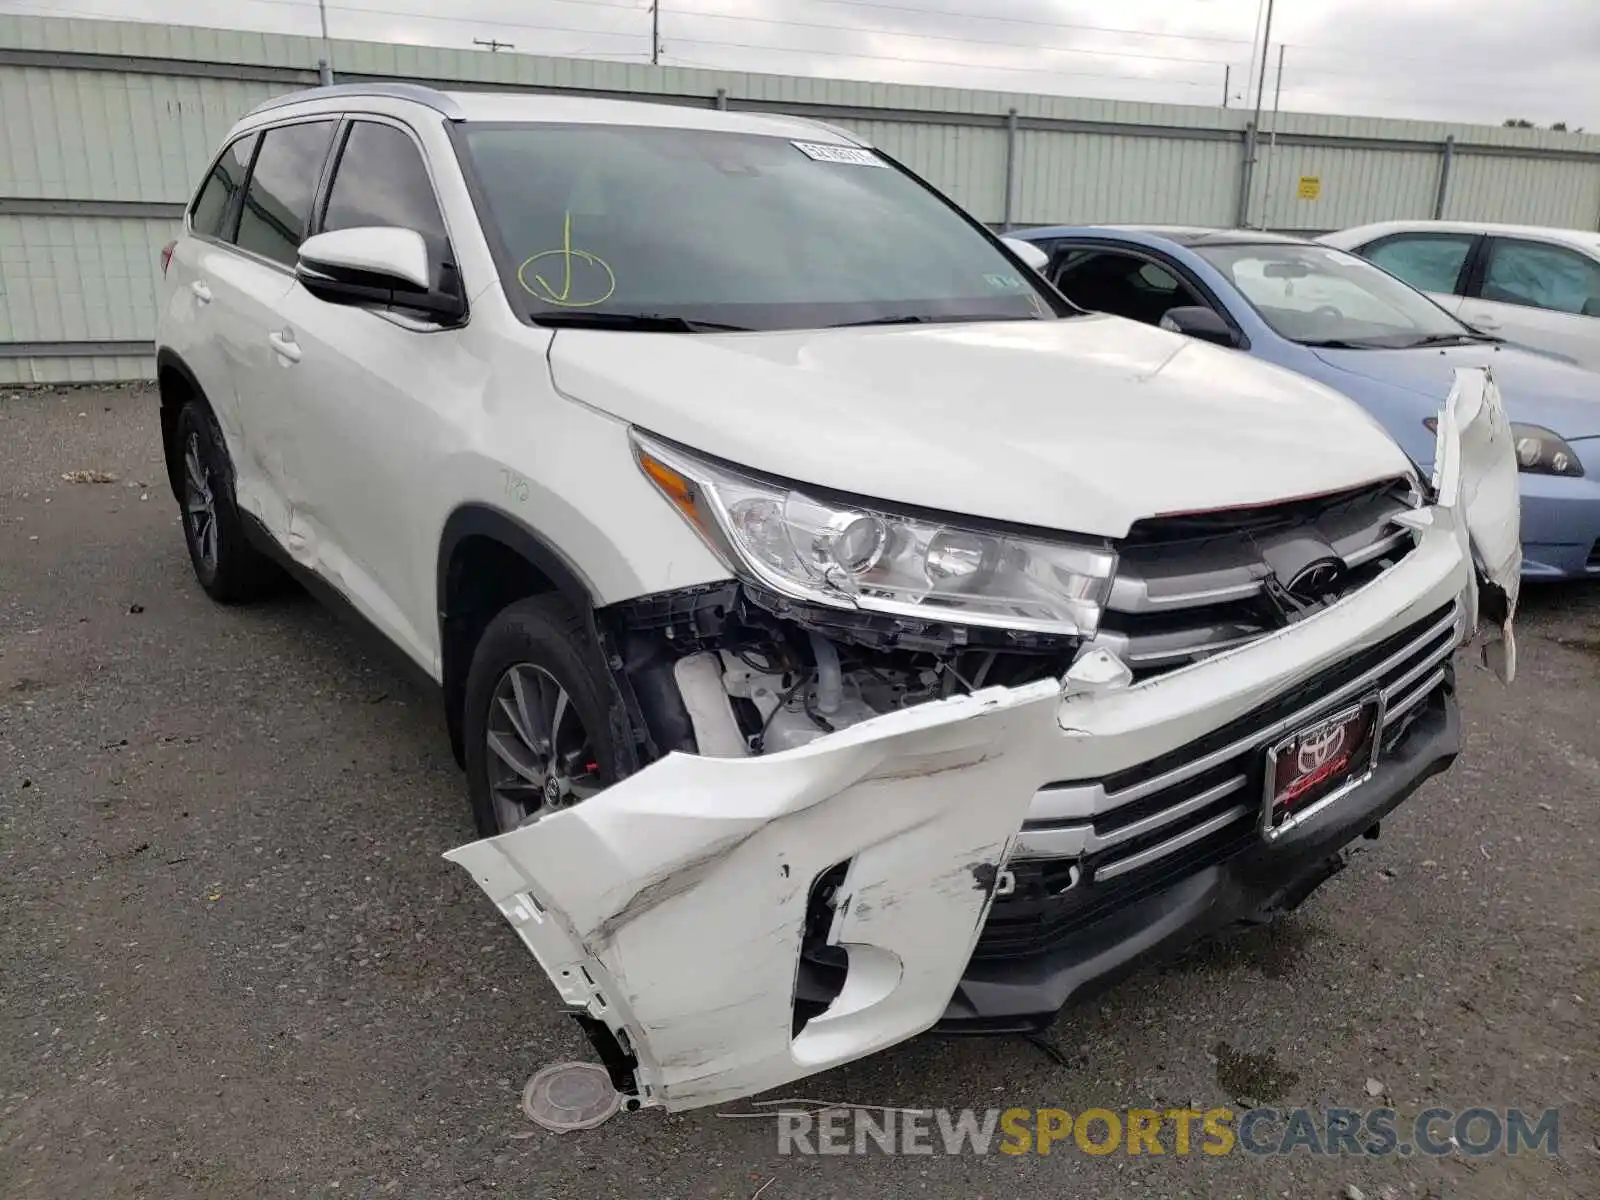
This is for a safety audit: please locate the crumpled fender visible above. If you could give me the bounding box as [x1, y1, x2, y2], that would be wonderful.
[1430, 366, 1520, 683]
[444, 679, 1063, 1112]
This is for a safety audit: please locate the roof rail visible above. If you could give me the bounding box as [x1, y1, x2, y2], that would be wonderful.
[246, 82, 466, 121]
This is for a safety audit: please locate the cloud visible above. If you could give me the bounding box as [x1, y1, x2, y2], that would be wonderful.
[4, 0, 1595, 125]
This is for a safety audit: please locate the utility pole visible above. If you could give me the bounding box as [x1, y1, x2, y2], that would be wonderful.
[317, 0, 333, 84]
[474, 38, 515, 52]
[1260, 45, 1287, 227]
[651, 0, 661, 66]
[1242, 0, 1276, 227]
[1221, 64, 1230, 108]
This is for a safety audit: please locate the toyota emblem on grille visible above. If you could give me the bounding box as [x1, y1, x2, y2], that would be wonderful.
[1296, 724, 1347, 774]
[1285, 557, 1343, 601]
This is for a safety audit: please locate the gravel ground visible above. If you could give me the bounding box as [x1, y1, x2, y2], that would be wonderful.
[2, 384, 1597, 1199]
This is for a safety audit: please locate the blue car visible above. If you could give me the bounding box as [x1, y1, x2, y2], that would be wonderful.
[1015, 225, 1600, 580]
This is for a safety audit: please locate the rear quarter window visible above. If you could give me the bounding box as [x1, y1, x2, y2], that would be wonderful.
[189, 133, 259, 240]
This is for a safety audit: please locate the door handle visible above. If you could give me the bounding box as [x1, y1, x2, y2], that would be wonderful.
[268, 329, 302, 364]
[190, 281, 212, 304]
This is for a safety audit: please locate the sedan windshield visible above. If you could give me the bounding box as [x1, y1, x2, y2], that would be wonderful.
[455, 123, 1062, 331]
[1195, 242, 1482, 348]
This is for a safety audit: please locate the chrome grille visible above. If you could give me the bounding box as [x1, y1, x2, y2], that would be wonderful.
[973, 599, 1459, 961]
[1093, 479, 1420, 675]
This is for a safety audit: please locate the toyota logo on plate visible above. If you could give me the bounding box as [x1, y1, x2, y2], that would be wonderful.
[1296, 725, 1347, 775]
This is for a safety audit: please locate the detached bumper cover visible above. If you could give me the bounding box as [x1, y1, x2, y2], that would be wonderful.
[445, 367, 1520, 1114]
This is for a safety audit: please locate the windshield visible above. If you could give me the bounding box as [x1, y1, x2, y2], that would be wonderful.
[1195, 242, 1477, 348]
[455, 123, 1062, 331]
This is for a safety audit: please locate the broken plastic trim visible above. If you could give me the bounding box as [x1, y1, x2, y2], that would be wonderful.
[1430, 366, 1520, 684]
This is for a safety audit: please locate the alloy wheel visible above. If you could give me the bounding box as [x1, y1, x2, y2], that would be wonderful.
[484, 662, 604, 831]
[183, 432, 218, 571]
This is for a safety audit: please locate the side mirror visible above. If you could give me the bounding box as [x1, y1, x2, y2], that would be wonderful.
[1159, 305, 1239, 348]
[1001, 236, 1050, 272]
[296, 227, 464, 321]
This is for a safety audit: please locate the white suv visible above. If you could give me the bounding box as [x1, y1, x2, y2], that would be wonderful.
[156, 83, 1520, 1115]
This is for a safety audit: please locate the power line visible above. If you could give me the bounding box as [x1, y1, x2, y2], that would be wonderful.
[4, 1, 1583, 106]
[666, 36, 1225, 89]
[326, 1, 642, 38]
[743, 0, 1259, 49]
[665, 4, 1231, 69]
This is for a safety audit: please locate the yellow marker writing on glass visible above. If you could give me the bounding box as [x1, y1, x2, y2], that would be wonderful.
[517, 212, 616, 308]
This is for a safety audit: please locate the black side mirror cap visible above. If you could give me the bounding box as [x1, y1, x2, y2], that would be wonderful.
[1159, 305, 1239, 348]
[296, 263, 466, 322]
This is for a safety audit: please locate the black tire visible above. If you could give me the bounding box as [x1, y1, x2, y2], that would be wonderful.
[174, 400, 282, 604]
[462, 594, 626, 837]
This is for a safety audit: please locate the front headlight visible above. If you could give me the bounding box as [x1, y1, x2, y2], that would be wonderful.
[632, 431, 1116, 637]
[1509, 423, 1584, 477]
[1425, 418, 1584, 477]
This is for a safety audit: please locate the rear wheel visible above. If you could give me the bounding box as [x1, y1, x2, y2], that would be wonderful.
[462, 595, 623, 836]
[174, 400, 281, 603]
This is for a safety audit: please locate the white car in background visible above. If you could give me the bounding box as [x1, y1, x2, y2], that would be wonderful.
[1321, 221, 1600, 371]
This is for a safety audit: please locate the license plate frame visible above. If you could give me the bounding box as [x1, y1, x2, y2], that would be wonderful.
[1262, 693, 1384, 841]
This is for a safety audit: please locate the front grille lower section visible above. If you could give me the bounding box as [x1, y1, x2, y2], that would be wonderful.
[973, 599, 1460, 961]
[1093, 479, 1420, 677]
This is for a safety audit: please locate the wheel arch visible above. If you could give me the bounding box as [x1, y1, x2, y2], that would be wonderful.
[436, 504, 604, 766]
[155, 347, 210, 504]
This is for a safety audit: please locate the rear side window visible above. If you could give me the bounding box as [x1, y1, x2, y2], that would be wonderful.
[1481, 239, 1600, 316]
[1362, 233, 1474, 295]
[235, 120, 338, 267]
[321, 121, 447, 244]
[189, 133, 258, 240]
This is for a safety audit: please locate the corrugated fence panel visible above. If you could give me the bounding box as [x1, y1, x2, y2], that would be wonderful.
[1251, 143, 1441, 232]
[1013, 130, 1239, 226]
[0, 67, 279, 202]
[1443, 154, 1600, 227]
[829, 119, 1008, 223]
[0, 215, 176, 342]
[0, 355, 154, 385]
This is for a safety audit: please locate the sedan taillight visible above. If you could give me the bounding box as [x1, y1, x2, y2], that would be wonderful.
[160, 240, 177, 276]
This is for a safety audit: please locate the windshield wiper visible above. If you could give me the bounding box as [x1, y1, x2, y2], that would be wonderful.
[1398, 331, 1502, 348]
[828, 313, 1044, 328]
[1297, 337, 1378, 349]
[529, 311, 752, 333]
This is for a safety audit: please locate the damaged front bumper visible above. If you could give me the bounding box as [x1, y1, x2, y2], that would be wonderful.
[445, 369, 1521, 1114]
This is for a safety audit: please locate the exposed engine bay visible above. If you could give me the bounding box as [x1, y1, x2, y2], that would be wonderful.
[600, 473, 1429, 767]
[603, 579, 1085, 765]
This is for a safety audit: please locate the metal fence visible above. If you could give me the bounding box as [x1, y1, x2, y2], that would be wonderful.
[3, 13, 1599, 383]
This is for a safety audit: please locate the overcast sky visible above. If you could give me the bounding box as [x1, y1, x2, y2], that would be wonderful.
[3, 0, 1597, 127]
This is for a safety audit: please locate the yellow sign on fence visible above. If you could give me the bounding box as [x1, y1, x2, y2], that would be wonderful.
[1297, 175, 1322, 200]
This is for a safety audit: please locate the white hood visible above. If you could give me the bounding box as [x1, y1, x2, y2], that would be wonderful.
[548, 314, 1413, 538]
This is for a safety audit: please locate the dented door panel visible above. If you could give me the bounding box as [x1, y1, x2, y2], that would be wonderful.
[446, 368, 1519, 1115]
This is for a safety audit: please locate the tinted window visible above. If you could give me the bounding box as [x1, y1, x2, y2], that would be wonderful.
[1052, 250, 1202, 325]
[236, 121, 337, 267]
[1363, 234, 1473, 295]
[1482, 239, 1600, 316]
[190, 133, 258, 240]
[321, 121, 447, 245]
[458, 124, 1066, 330]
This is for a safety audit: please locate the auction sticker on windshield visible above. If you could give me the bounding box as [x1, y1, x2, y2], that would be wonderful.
[792, 141, 886, 166]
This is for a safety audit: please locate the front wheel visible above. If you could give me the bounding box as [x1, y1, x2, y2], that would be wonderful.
[174, 401, 282, 604]
[462, 595, 624, 837]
